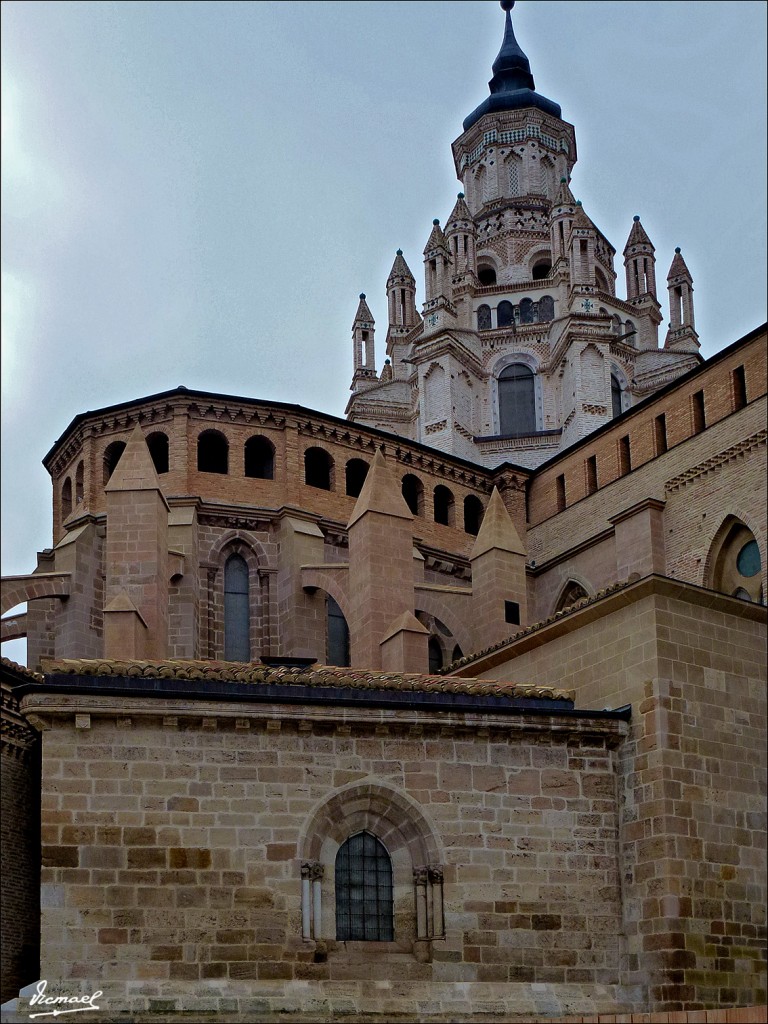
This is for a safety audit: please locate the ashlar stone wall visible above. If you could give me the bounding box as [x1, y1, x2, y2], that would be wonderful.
[29, 689, 628, 1014]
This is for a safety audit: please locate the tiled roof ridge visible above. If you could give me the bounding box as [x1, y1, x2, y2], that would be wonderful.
[1, 657, 44, 683]
[445, 573, 642, 672]
[41, 658, 572, 702]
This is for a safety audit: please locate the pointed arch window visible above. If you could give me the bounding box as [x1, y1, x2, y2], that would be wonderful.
[709, 521, 763, 604]
[327, 596, 350, 667]
[428, 637, 443, 674]
[335, 832, 393, 942]
[224, 554, 250, 662]
[499, 363, 536, 436]
[555, 580, 589, 613]
[611, 375, 623, 420]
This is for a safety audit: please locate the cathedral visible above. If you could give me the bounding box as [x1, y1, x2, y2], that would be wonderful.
[1, 2, 765, 1020]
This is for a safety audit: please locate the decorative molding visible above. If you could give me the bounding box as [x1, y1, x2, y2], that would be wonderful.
[424, 421, 448, 435]
[665, 430, 767, 493]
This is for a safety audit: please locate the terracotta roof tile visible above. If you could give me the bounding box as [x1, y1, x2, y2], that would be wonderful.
[41, 658, 572, 702]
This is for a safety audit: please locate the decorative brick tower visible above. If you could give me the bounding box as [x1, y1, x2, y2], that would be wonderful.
[664, 247, 700, 353]
[346, 0, 702, 464]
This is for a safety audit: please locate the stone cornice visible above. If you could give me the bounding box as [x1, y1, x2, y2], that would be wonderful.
[19, 691, 628, 742]
[665, 429, 767, 493]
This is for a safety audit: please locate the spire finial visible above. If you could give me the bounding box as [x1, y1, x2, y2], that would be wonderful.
[462, 0, 561, 130]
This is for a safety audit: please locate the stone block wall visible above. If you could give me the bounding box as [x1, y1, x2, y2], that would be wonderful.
[621, 597, 767, 1010]
[29, 690, 626, 1012]
[466, 579, 767, 1010]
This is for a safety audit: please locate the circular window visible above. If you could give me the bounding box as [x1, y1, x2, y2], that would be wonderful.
[736, 540, 761, 578]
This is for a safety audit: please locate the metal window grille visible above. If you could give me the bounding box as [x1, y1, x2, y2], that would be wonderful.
[335, 832, 393, 941]
[224, 554, 250, 662]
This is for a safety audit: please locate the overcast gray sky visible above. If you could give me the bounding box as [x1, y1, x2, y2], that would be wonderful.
[2, 1, 767, 659]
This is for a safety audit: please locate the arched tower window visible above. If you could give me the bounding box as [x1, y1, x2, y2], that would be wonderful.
[245, 435, 275, 479]
[402, 474, 423, 516]
[538, 295, 555, 322]
[519, 298, 535, 324]
[198, 430, 228, 474]
[147, 431, 169, 475]
[75, 462, 84, 504]
[532, 260, 551, 281]
[477, 263, 497, 286]
[304, 447, 333, 490]
[103, 441, 126, 484]
[611, 375, 623, 420]
[499, 363, 536, 436]
[345, 458, 369, 498]
[335, 832, 394, 942]
[327, 596, 350, 667]
[433, 485, 454, 526]
[224, 554, 250, 662]
[497, 301, 514, 328]
[61, 478, 72, 521]
[477, 304, 492, 330]
[464, 495, 484, 535]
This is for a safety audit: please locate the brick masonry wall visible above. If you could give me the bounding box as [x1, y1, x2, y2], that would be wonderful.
[528, 398, 766, 615]
[33, 698, 625, 1006]
[528, 332, 766, 528]
[48, 402, 498, 557]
